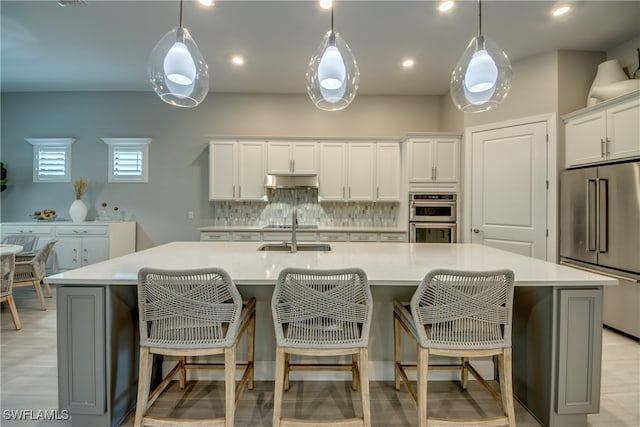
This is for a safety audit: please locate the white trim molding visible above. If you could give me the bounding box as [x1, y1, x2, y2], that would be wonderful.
[101, 138, 152, 183]
[25, 137, 76, 183]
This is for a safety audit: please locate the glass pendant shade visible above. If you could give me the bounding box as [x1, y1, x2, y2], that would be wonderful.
[450, 35, 512, 113]
[148, 26, 209, 108]
[306, 30, 359, 111]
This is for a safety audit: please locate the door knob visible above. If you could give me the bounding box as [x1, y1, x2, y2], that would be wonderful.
[473, 228, 480, 233]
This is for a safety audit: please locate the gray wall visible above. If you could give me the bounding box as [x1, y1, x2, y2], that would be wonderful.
[0, 92, 441, 249]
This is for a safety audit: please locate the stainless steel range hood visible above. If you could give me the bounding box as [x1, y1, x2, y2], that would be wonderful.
[264, 174, 319, 189]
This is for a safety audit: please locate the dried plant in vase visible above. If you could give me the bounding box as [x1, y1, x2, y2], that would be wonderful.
[69, 177, 89, 223]
[74, 177, 89, 200]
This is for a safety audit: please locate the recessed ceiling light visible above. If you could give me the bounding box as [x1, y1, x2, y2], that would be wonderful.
[438, 1, 455, 12]
[198, 0, 214, 6]
[402, 59, 415, 68]
[319, 0, 332, 10]
[231, 56, 245, 66]
[551, 5, 571, 17]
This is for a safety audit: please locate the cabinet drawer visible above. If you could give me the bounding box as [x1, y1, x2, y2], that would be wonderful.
[262, 232, 291, 242]
[2, 224, 53, 235]
[232, 232, 261, 241]
[319, 232, 349, 242]
[379, 233, 407, 242]
[349, 233, 378, 242]
[200, 232, 231, 241]
[56, 226, 108, 236]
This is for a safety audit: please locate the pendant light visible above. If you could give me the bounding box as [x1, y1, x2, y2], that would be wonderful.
[148, 0, 209, 108]
[450, 0, 512, 113]
[306, 2, 359, 111]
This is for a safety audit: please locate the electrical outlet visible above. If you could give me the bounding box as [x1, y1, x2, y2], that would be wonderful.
[187, 211, 194, 219]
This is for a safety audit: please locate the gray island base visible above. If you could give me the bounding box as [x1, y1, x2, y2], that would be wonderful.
[47, 242, 615, 427]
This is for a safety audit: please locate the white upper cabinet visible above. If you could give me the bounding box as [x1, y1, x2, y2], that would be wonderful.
[376, 142, 401, 201]
[209, 141, 236, 200]
[209, 140, 266, 201]
[407, 138, 460, 183]
[267, 141, 318, 175]
[348, 143, 376, 200]
[318, 142, 348, 201]
[319, 141, 401, 202]
[564, 91, 640, 168]
[237, 141, 266, 200]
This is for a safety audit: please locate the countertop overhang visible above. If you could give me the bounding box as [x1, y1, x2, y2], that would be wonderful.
[46, 241, 617, 288]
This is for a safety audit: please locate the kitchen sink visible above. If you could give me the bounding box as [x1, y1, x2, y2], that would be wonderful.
[257, 243, 331, 252]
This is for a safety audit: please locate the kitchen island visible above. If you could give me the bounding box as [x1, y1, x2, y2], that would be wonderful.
[47, 241, 616, 427]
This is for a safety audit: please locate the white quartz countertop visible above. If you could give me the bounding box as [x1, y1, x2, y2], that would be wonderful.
[47, 241, 617, 287]
[199, 225, 407, 233]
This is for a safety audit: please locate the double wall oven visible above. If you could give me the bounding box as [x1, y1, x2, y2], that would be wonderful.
[409, 193, 457, 243]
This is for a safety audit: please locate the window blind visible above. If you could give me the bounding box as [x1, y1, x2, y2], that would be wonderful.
[37, 147, 67, 178]
[113, 148, 143, 177]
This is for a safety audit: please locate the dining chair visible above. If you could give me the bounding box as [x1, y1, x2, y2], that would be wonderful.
[393, 268, 516, 427]
[271, 267, 373, 427]
[13, 239, 57, 310]
[0, 253, 21, 330]
[2, 234, 39, 256]
[134, 267, 256, 427]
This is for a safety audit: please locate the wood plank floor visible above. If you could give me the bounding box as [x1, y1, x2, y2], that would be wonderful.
[1, 286, 638, 426]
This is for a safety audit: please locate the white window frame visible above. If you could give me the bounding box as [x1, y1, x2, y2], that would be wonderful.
[25, 138, 75, 183]
[101, 138, 152, 183]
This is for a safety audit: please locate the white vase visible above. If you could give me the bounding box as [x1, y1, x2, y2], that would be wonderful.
[587, 59, 629, 106]
[69, 199, 88, 223]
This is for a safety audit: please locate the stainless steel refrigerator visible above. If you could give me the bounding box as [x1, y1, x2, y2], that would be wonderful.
[560, 160, 640, 339]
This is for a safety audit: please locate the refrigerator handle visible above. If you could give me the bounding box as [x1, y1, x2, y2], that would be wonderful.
[598, 178, 608, 253]
[586, 179, 597, 252]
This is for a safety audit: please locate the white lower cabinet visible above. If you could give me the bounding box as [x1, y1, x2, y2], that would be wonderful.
[231, 232, 261, 241]
[54, 222, 136, 272]
[379, 232, 407, 242]
[200, 230, 407, 243]
[55, 237, 108, 270]
[318, 232, 349, 242]
[200, 231, 232, 241]
[2, 222, 136, 273]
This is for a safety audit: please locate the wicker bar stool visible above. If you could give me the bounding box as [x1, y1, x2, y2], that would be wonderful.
[134, 267, 256, 427]
[393, 269, 516, 427]
[271, 267, 373, 427]
[1, 253, 21, 330]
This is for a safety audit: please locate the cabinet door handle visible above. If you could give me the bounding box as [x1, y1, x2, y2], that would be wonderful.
[431, 166, 436, 180]
[239, 186, 242, 198]
[377, 187, 380, 199]
[600, 138, 606, 158]
[233, 185, 236, 198]
[343, 187, 345, 199]
[605, 137, 610, 157]
[349, 187, 351, 198]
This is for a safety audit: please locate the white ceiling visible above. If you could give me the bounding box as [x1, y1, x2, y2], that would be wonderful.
[2, 0, 639, 95]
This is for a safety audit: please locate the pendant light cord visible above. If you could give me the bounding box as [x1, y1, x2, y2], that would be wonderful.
[330, 2, 335, 33]
[477, 0, 482, 36]
[329, 2, 336, 44]
[179, 0, 184, 28]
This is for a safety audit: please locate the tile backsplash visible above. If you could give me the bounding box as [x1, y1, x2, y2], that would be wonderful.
[210, 189, 399, 227]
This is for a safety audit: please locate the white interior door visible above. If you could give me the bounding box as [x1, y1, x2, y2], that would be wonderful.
[470, 121, 548, 259]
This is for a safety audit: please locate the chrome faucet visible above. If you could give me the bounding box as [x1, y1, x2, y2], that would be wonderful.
[291, 207, 298, 253]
